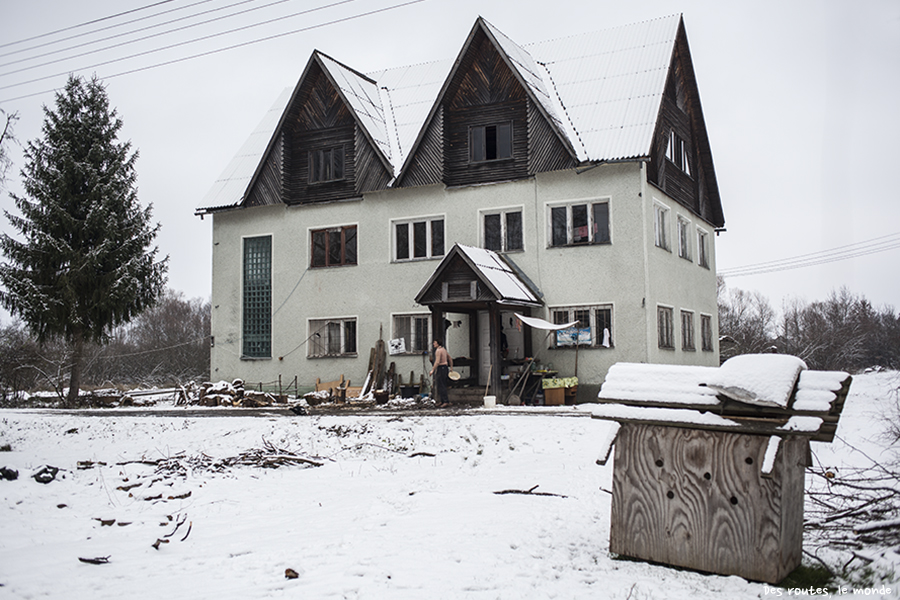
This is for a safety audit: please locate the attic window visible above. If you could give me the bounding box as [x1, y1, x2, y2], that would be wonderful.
[470, 123, 512, 162]
[309, 146, 345, 183]
[666, 131, 691, 176]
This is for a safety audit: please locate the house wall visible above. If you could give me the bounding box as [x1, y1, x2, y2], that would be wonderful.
[209, 161, 718, 394]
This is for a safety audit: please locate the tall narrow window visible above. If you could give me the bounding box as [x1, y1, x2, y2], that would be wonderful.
[548, 201, 610, 247]
[658, 306, 674, 349]
[666, 130, 691, 176]
[701, 314, 713, 351]
[393, 217, 445, 261]
[311, 225, 357, 267]
[483, 209, 523, 252]
[470, 123, 512, 162]
[681, 310, 695, 351]
[242, 236, 271, 358]
[697, 229, 709, 269]
[308, 317, 357, 357]
[654, 204, 669, 251]
[677, 216, 691, 261]
[309, 146, 345, 183]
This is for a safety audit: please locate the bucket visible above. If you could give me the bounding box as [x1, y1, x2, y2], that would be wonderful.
[483, 395, 496, 408]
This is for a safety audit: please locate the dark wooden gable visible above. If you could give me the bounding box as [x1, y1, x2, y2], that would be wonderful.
[416, 250, 499, 307]
[396, 20, 576, 189]
[647, 20, 724, 227]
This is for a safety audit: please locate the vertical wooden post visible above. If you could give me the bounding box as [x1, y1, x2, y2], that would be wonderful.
[488, 304, 502, 397]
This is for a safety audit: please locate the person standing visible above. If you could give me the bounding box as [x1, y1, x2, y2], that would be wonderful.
[430, 339, 453, 408]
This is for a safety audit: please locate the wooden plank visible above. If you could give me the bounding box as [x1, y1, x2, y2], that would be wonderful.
[610, 423, 806, 583]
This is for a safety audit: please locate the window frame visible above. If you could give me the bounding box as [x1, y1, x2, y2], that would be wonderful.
[308, 145, 346, 184]
[310, 224, 357, 268]
[547, 199, 611, 248]
[481, 207, 524, 253]
[701, 313, 714, 352]
[654, 202, 670, 251]
[392, 215, 445, 262]
[681, 309, 695, 351]
[391, 313, 432, 355]
[307, 316, 358, 358]
[677, 215, 692, 261]
[666, 130, 692, 177]
[657, 305, 675, 350]
[548, 304, 614, 349]
[469, 122, 513, 163]
[697, 227, 710, 269]
[241, 235, 272, 359]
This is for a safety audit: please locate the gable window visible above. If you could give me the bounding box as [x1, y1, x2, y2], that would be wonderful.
[654, 203, 670, 251]
[311, 225, 357, 268]
[550, 305, 613, 348]
[242, 235, 272, 358]
[308, 317, 357, 357]
[392, 314, 431, 355]
[701, 314, 714, 352]
[677, 216, 692, 261]
[681, 310, 695, 351]
[658, 305, 674, 349]
[549, 200, 610, 247]
[483, 209, 523, 252]
[309, 146, 345, 183]
[394, 217, 444, 261]
[697, 228, 710, 269]
[666, 130, 691, 176]
[470, 123, 512, 162]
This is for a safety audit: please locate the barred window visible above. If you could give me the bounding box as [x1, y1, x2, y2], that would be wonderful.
[242, 236, 271, 358]
[550, 305, 613, 348]
[658, 306, 674, 349]
[311, 225, 357, 268]
[308, 318, 357, 358]
[392, 314, 431, 355]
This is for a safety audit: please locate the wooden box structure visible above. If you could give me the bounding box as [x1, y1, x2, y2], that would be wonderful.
[592, 357, 851, 584]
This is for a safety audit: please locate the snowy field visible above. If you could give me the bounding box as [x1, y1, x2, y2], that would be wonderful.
[1, 372, 899, 599]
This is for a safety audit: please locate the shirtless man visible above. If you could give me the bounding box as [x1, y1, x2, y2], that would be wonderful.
[429, 339, 453, 408]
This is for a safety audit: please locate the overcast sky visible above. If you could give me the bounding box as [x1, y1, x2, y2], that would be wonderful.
[1, 0, 898, 316]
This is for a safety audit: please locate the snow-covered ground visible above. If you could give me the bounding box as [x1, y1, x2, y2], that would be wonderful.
[1, 372, 899, 599]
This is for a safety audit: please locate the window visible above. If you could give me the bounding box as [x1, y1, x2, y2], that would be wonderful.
[470, 123, 512, 162]
[549, 201, 610, 247]
[550, 305, 613, 348]
[308, 317, 357, 357]
[311, 225, 357, 268]
[701, 314, 714, 352]
[677, 216, 691, 261]
[483, 209, 523, 252]
[242, 236, 272, 358]
[681, 310, 695, 351]
[392, 314, 431, 355]
[654, 203, 670, 251]
[697, 228, 709, 269]
[658, 305, 674, 349]
[666, 130, 691, 176]
[309, 146, 345, 183]
[394, 217, 444, 261]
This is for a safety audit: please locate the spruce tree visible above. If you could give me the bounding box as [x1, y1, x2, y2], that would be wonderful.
[0, 74, 168, 405]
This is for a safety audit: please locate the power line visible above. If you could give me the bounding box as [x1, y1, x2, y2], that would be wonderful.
[719, 232, 900, 278]
[0, 0, 178, 51]
[0, 0, 429, 104]
[0, 0, 361, 92]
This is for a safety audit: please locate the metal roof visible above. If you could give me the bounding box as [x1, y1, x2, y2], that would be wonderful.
[197, 15, 681, 212]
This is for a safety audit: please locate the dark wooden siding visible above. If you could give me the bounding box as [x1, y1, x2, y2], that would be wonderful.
[397, 106, 443, 188]
[418, 254, 497, 305]
[284, 124, 356, 205]
[445, 101, 528, 187]
[528, 100, 577, 173]
[245, 133, 282, 207]
[355, 126, 392, 194]
[658, 96, 698, 213]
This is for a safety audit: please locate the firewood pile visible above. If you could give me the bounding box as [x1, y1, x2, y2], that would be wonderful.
[195, 379, 285, 407]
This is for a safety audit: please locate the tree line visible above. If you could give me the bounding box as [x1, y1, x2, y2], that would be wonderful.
[718, 279, 900, 372]
[0, 289, 210, 405]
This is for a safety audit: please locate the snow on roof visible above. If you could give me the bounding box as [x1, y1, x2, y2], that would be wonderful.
[589, 403, 741, 428]
[703, 354, 807, 409]
[793, 370, 850, 412]
[598, 362, 720, 406]
[455, 245, 540, 305]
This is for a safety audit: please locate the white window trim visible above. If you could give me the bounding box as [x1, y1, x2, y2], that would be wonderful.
[700, 312, 714, 352]
[680, 308, 695, 351]
[677, 215, 692, 261]
[240, 233, 274, 360]
[480, 205, 525, 253]
[653, 201, 670, 251]
[697, 226, 710, 269]
[547, 302, 615, 349]
[390, 312, 432, 355]
[657, 303, 675, 350]
[546, 197, 612, 248]
[391, 214, 446, 263]
[307, 315, 358, 358]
